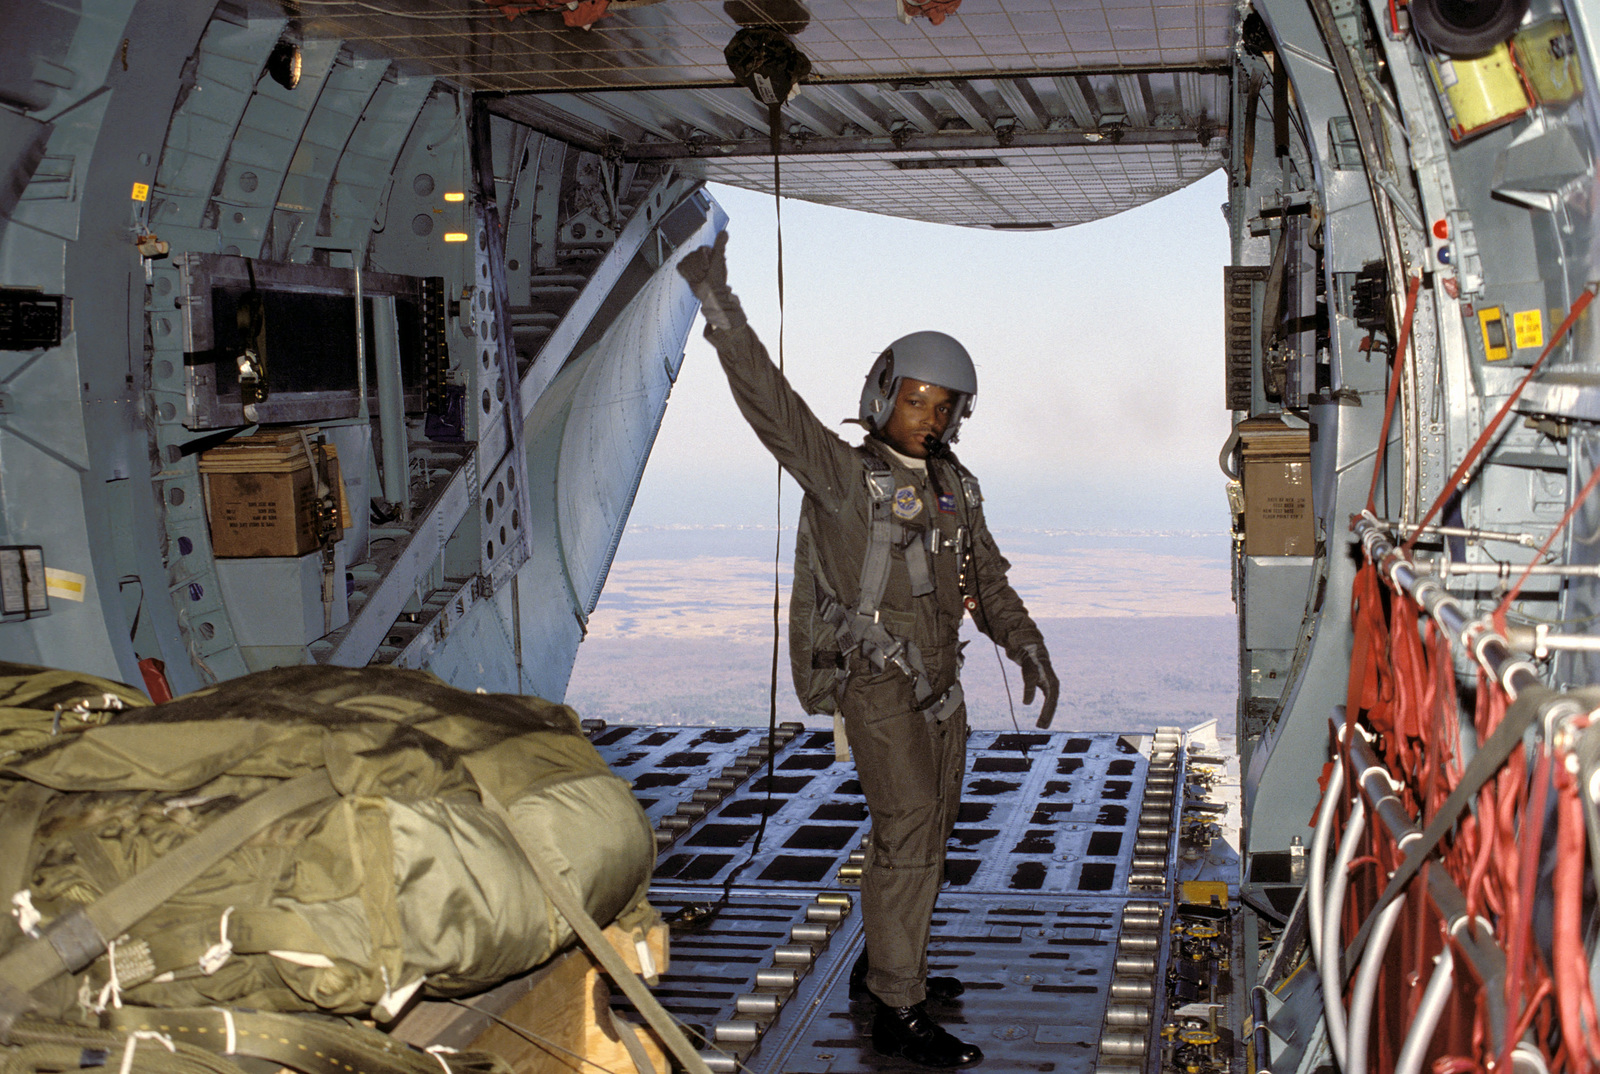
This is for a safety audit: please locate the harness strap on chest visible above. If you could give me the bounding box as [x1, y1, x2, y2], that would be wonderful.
[807, 455, 956, 715]
[856, 465, 898, 618]
[903, 534, 934, 597]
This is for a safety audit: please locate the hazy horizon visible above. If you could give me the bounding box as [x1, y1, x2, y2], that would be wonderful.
[567, 527, 1236, 732]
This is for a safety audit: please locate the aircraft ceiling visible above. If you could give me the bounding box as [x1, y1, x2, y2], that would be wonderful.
[300, 0, 1233, 227]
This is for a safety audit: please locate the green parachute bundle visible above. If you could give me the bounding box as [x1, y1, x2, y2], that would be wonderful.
[0, 662, 655, 1026]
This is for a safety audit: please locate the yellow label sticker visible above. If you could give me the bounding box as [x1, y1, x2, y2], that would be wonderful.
[1513, 308, 1544, 350]
[1182, 880, 1229, 908]
[1479, 307, 1509, 361]
[44, 567, 86, 602]
[131, 181, 150, 202]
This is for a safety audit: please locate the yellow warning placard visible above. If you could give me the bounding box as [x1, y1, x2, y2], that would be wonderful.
[44, 567, 85, 602]
[1513, 308, 1544, 350]
[131, 181, 150, 202]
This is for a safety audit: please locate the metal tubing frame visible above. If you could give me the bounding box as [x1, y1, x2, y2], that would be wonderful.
[1421, 563, 1600, 578]
[1345, 519, 1600, 1063]
[1364, 520, 1547, 549]
[1345, 731, 1510, 1050]
[1353, 515, 1541, 697]
[1394, 950, 1454, 1074]
[1250, 987, 1273, 1074]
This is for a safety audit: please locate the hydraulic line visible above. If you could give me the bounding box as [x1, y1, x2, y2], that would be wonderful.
[1321, 796, 1367, 1072]
[1346, 892, 1407, 1074]
[1308, 750, 1346, 970]
[1394, 949, 1454, 1074]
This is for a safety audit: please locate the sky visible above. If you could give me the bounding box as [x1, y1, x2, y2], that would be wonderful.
[625, 170, 1234, 534]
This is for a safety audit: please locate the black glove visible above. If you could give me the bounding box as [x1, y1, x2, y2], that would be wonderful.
[675, 230, 747, 333]
[1018, 644, 1060, 729]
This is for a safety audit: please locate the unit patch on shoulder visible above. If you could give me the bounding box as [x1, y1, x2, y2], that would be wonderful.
[937, 493, 956, 514]
[893, 486, 923, 520]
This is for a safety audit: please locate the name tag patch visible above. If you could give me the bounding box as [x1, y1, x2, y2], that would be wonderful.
[937, 493, 956, 514]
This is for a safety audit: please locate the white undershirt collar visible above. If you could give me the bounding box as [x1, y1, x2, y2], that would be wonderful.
[878, 441, 927, 473]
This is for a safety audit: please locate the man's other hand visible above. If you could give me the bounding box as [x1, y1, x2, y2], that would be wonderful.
[676, 231, 745, 332]
[1019, 644, 1060, 729]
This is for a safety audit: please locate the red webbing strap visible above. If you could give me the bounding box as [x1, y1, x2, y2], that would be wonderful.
[1554, 762, 1599, 1074]
[1500, 747, 1551, 1074]
[1347, 562, 1391, 722]
[1493, 459, 1600, 626]
[1404, 285, 1598, 554]
[1388, 590, 1429, 784]
[1341, 560, 1388, 801]
[1366, 273, 1423, 514]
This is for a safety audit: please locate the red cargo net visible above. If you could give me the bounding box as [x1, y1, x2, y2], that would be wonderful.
[1326, 282, 1600, 1074]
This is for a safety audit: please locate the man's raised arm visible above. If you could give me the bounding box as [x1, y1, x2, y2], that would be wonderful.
[677, 232, 857, 510]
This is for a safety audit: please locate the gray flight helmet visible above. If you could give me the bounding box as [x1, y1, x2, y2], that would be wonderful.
[858, 330, 978, 443]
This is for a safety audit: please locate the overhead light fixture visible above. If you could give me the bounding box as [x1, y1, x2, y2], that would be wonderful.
[267, 40, 302, 90]
[443, 192, 465, 202]
[442, 232, 470, 243]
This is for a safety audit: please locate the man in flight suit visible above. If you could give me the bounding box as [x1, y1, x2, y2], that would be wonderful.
[678, 233, 1059, 1069]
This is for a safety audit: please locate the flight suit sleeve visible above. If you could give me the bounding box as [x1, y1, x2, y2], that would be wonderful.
[702, 321, 862, 513]
[965, 492, 1046, 661]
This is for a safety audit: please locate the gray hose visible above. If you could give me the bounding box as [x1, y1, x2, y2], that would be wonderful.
[1219, 428, 1242, 480]
[1308, 757, 1346, 970]
[1321, 797, 1367, 1072]
[1394, 949, 1454, 1074]
[1346, 892, 1406, 1074]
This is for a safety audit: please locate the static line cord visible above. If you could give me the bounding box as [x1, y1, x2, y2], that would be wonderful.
[996, 642, 1019, 734]
[671, 105, 787, 934]
[736, 94, 786, 906]
[770, 97, 785, 770]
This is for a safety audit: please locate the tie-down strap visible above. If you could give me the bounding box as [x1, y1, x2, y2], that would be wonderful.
[0, 771, 338, 1041]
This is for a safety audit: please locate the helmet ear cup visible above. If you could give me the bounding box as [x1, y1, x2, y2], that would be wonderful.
[859, 348, 897, 430]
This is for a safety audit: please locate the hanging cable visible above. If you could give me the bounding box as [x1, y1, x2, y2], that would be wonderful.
[670, 103, 788, 934]
[751, 95, 786, 876]
[1364, 272, 1422, 516]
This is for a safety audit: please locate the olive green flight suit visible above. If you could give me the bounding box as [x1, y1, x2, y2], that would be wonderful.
[705, 322, 1047, 1008]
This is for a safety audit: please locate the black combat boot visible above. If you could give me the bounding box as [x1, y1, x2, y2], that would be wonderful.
[849, 951, 966, 1001]
[870, 999, 984, 1067]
